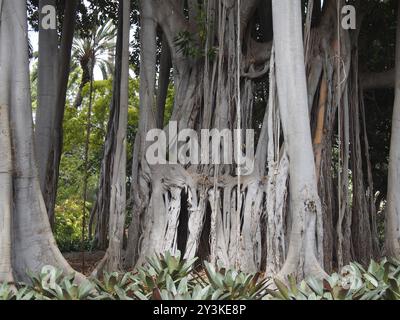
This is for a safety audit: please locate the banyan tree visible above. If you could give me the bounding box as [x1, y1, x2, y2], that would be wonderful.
[2, 0, 400, 282]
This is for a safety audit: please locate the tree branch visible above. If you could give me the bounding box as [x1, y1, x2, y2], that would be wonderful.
[244, 39, 272, 67]
[240, 0, 260, 39]
[152, 0, 192, 61]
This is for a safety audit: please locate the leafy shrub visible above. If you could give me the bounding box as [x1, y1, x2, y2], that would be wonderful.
[268, 258, 400, 300]
[54, 199, 92, 252]
[202, 262, 269, 300]
[27, 267, 96, 300]
[0, 283, 36, 301]
[154, 279, 212, 300]
[92, 272, 137, 300]
[2, 255, 400, 300]
[129, 251, 199, 299]
[0, 283, 16, 300]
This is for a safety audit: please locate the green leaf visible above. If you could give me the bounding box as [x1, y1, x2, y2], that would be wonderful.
[274, 278, 290, 300]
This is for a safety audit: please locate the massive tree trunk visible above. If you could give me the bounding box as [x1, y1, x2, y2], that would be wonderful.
[386, 2, 400, 259]
[110, 0, 379, 279]
[0, 0, 78, 283]
[0, 0, 389, 286]
[124, 0, 284, 274]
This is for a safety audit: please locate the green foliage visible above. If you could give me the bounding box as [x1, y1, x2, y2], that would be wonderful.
[174, 31, 199, 58]
[155, 279, 212, 301]
[54, 78, 143, 252]
[174, 31, 216, 61]
[3, 256, 400, 300]
[92, 272, 137, 300]
[203, 262, 269, 300]
[0, 283, 16, 300]
[53, 76, 174, 252]
[0, 283, 35, 301]
[130, 251, 199, 298]
[0, 252, 269, 300]
[174, 6, 216, 60]
[54, 198, 91, 252]
[268, 259, 400, 300]
[27, 267, 96, 300]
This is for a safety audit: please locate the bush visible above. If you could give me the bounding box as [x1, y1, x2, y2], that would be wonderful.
[54, 199, 92, 252]
[2, 254, 400, 300]
[268, 258, 400, 300]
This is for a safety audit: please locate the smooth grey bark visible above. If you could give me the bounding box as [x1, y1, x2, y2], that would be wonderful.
[0, 0, 79, 282]
[125, 0, 158, 269]
[272, 0, 325, 279]
[92, 0, 130, 274]
[35, 0, 58, 197]
[385, 3, 400, 258]
[90, 0, 125, 250]
[44, 0, 79, 227]
[0, 100, 13, 283]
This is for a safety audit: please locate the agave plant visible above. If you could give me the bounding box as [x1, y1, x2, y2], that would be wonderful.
[26, 266, 97, 300]
[92, 271, 136, 300]
[2, 257, 400, 301]
[355, 259, 400, 300]
[267, 259, 400, 300]
[155, 277, 212, 300]
[146, 251, 198, 280]
[13, 286, 36, 301]
[0, 283, 16, 300]
[48, 276, 96, 300]
[266, 274, 360, 301]
[130, 251, 198, 298]
[203, 262, 270, 300]
[1, 279, 46, 301]
[26, 266, 66, 300]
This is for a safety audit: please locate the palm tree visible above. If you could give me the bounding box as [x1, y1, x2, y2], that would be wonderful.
[72, 20, 116, 108]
